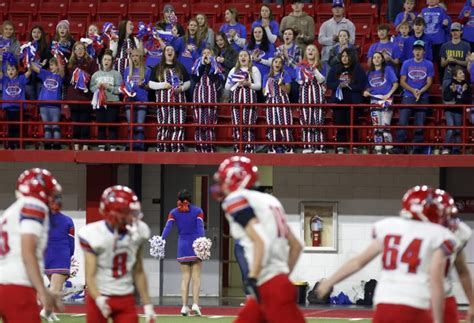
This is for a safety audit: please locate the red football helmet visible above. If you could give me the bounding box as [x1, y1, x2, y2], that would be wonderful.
[214, 156, 258, 195]
[16, 168, 61, 205]
[100, 185, 142, 229]
[400, 185, 453, 225]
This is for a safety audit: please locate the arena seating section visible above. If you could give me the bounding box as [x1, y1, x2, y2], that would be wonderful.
[1, 0, 473, 150]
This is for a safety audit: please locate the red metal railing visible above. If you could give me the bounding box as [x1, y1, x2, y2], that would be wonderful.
[0, 100, 473, 154]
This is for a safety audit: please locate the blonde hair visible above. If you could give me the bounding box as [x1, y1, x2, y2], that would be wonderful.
[68, 41, 91, 68]
[128, 49, 146, 81]
[269, 56, 285, 78]
[303, 44, 321, 68]
[235, 50, 253, 70]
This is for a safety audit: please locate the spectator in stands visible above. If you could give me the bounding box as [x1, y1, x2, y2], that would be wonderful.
[251, 4, 279, 44]
[368, 25, 401, 70]
[0, 56, 31, 150]
[30, 58, 65, 150]
[0, 21, 20, 59]
[192, 48, 224, 153]
[394, 0, 417, 29]
[26, 25, 52, 102]
[263, 56, 294, 154]
[392, 21, 411, 62]
[149, 45, 190, 153]
[196, 14, 215, 49]
[65, 41, 99, 151]
[327, 48, 367, 154]
[214, 32, 238, 102]
[82, 24, 104, 63]
[318, 0, 355, 72]
[246, 26, 275, 102]
[157, 4, 185, 37]
[396, 40, 434, 154]
[111, 20, 140, 76]
[403, 17, 433, 62]
[328, 29, 357, 69]
[420, 0, 450, 73]
[51, 20, 75, 64]
[363, 52, 399, 154]
[440, 22, 471, 89]
[220, 7, 247, 52]
[442, 66, 471, 154]
[123, 49, 151, 152]
[175, 18, 206, 78]
[275, 28, 302, 104]
[225, 50, 262, 153]
[387, 0, 404, 23]
[90, 49, 122, 152]
[280, 1, 315, 47]
[296, 45, 327, 154]
[459, 0, 474, 51]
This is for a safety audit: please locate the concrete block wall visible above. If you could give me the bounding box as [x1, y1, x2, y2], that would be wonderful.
[273, 166, 459, 302]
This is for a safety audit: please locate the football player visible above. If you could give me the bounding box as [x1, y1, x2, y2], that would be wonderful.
[317, 186, 459, 323]
[439, 190, 474, 323]
[0, 168, 63, 322]
[213, 156, 305, 323]
[79, 185, 156, 323]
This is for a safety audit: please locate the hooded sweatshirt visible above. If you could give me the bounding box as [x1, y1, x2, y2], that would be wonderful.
[279, 12, 315, 47]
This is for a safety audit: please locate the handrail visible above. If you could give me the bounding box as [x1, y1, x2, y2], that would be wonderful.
[0, 99, 471, 154]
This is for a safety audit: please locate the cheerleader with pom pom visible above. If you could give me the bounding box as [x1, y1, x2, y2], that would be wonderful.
[40, 194, 75, 322]
[192, 47, 224, 153]
[263, 56, 294, 154]
[159, 189, 206, 316]
[296, 44, 326, 154]
[148, 45, 190, 152]
[224, 50, 262, 153]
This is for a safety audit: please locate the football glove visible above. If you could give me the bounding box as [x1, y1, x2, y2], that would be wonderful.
[143, 304, 156, 323]
[95, 296, 111, 318]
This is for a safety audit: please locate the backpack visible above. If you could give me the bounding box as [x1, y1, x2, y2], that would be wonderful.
[356, 279, 377, 306]
[307, 280, 333, 305]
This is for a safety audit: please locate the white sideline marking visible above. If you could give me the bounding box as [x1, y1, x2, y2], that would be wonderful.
[349, 319, 365, 321]
[209, 316, 224, 318]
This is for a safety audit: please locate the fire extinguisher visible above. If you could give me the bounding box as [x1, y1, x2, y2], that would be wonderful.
[310, 215, 323, 247]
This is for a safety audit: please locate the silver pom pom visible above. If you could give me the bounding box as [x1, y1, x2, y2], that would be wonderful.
[70, 256, 80, 278]
[193, 237, 212, 261]
[149, 235, 166, 260]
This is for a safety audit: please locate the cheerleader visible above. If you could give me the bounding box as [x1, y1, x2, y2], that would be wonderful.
[225, 50, 261, 153]
[263, 56, 294, 154]
[110, 20, 140, 76]
[192, 48, 224, 153]
[149, 45, 190, 152]
[123, 49, 151, 151]
[160, 190, 205, 316]
[296, 44, 326, 154]
[40, 197, 75, 322]
[363, 52, 398, 154]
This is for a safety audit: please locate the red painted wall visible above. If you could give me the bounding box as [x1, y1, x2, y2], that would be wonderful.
[86, 165, 118, 223]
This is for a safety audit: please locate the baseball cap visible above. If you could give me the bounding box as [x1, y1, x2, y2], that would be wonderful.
[413, 40, 425, 49]
[451, 22, 462, 31]
[333, 0, 345, 8]
[163, 4, 175, 13]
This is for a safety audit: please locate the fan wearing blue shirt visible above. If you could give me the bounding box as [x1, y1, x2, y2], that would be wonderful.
[30, 57, 65, 150]
[0, 58, 31, 149]
[368, 25, 401, 70]
[396, 40, 434, 154]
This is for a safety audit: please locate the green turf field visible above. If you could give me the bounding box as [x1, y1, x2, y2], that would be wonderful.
[36, 315, 372, 322]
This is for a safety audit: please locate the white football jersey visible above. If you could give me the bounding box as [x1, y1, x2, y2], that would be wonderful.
[222, 189, 291, 285]
[0, 196, 49, 286]
[445, 221, 472, 297]
[373, 217, 457, 309]
[78, 220, 150, 296]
